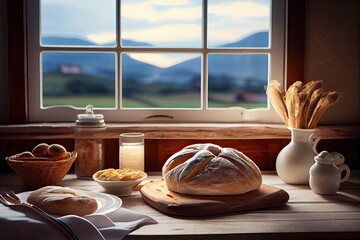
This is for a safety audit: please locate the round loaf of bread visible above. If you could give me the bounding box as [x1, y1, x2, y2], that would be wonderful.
[162, 143, 262, 195]
[27, 186, 98, 216]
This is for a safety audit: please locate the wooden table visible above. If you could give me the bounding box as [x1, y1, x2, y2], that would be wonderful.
[1, 171, 359, 240]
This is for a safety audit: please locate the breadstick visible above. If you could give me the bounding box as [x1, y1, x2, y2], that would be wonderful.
[304, 88, 324, 127]
[308, 91, 340, 129]
[285, 81, 302, 128]
[266, 84, 288, 125]
[266, 80, 339, 129]
[300, 80, 323, 96]
[295, 91, 308, 128]
[269, 80, 285, 95]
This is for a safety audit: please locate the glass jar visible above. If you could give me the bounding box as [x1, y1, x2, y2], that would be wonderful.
[119, 132, 145, 171]
[75, 105, 106, 179]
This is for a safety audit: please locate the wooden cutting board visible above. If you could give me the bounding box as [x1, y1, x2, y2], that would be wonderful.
[140, 180, 289, 216]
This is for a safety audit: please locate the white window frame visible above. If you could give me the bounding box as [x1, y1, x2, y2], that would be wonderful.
[27, 0, 286, 123]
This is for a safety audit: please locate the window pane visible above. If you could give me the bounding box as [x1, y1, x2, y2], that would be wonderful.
[42, 52, 116, 108]
[208, 54, 268, 108]
[40, 0, 116, 47]
[121, 0, 202, 48]
[121, 53, 201, 108]
[207, 0, 270, 48]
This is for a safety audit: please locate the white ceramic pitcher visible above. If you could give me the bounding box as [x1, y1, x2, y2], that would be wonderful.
[276, 128, 321, 184]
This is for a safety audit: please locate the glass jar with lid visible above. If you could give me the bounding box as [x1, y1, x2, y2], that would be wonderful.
[75, 105, 106, 179]
[119, 132, 145, 171]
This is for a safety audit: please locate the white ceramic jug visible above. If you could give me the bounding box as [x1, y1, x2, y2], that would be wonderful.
[309, 151, 350, 195]
[276, 128, 321, 184]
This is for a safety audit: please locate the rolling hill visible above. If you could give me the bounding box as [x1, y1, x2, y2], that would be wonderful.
[42, 31, 269, 87]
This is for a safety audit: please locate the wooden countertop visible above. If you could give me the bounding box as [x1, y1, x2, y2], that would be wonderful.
[0, 171, 359, 240]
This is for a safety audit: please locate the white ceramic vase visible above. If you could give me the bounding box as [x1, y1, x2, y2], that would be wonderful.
[276, 128, 321, 184]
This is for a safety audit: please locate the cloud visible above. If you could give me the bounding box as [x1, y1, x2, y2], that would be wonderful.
[121, 0, 269, 46]
[208, 1, 269, 19]
[42, 0, 116, 37]
[87, 32, 116, 45]
[121, 0, 201, 22]
[145, 0, 192, 6]
[207, 1, 270, 45]
[42, 0, 269, 47]
[122, 23, 201, 44]
[125, 53, 199, 68]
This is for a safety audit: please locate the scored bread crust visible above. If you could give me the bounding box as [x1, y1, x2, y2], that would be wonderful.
[27, 186, 98, 216]
[162, 143, 262, 195]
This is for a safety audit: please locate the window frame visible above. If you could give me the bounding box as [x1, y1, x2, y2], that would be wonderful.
[11, 0, 294, 123]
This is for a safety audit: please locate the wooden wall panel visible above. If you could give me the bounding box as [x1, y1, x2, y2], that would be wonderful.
[7, 0, 27, 123]
[286, 0, 305, 87]
[317, 138, 360, 170]
[98, 139, 297, 171]
[1, 138, 359, 174]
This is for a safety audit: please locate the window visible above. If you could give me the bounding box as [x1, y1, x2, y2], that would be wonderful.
[27, 0, 286, 123]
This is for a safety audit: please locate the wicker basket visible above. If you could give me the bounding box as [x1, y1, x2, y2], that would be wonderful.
[6, 151, 77, 188]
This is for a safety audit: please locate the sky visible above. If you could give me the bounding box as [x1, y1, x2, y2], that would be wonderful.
[41, 0, 270, 68]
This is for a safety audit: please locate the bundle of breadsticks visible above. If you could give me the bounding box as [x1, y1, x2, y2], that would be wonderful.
[266, 80, 340, 129]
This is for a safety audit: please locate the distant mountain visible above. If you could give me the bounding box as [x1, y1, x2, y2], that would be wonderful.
[42, 52, 116, 79]
[163, 31, 269, 85]
[121, 39, 152, 47]
[41, 32, 269, 85]
[42, 36, 153, 47]
[41, 37, 156, 78]
[121, 54, 163, 82]
[221, 31, 268, 48]
[42, 36, 99, 46]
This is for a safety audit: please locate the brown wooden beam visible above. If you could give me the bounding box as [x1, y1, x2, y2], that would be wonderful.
[286, 0, 306, 88]
[8, 0, 27, 123]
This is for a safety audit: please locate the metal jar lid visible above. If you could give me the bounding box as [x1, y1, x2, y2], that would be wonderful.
[76, 105, 105, 127]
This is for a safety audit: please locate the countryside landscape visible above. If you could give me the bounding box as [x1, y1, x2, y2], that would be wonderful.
[42, 31, 269, 109]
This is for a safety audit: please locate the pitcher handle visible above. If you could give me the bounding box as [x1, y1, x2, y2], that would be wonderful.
[338, 164, 351, 183]
[309, 129, 321, 154]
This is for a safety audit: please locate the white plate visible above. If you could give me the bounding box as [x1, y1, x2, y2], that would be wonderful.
[17, 191, 122, 215]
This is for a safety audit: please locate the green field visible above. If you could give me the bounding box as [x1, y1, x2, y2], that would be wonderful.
[42, 73, 267, 109]
[43, 96, 116, 108]
[43, 94, 266, 109]
[43, 93, 201, 108]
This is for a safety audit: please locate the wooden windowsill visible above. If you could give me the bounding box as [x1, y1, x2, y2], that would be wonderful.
[0, 123, 359, 140]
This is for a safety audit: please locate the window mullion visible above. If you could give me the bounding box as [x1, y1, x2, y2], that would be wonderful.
[207, 48, 272, 54]
[203, 0, 208, 111]
[117, 0, 121, 111]
[39, 47, 117, 52]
